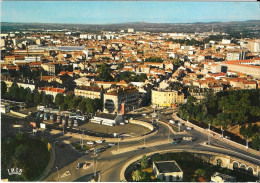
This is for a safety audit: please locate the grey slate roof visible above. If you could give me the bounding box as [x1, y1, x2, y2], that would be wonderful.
[154, 161, 182, 173]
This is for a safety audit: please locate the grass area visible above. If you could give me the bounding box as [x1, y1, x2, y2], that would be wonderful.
[1, 133, 50, 181]
[71, 142, 90, 151]
[127, 152, 258, 182]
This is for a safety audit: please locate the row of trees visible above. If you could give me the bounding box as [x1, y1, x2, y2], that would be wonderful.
[54, 93, 102, 114]
[2, 81, 102, 115]
[179, 89, 260, 150]
[2, 82, 53, 107]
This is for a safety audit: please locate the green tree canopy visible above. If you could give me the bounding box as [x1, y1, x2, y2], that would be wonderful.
[1, 81, 7, 97]
[144, 57, 164, 63]
[97, 63, 114, 82]
[141, 155, 149, 169]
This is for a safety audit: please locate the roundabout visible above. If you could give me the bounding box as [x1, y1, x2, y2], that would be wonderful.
[42, 109, 260, 182]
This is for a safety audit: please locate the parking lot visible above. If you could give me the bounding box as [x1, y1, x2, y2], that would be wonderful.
[79, 122, 150, 137]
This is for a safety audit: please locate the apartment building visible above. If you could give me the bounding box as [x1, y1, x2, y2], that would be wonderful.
[152, 89, 184, 107]
[41, 62, 57, 76]
[74, 86, 103, 99]
[103, 86, 139, 114]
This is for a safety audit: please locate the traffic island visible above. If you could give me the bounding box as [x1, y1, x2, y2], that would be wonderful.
[123, 151, 259, 182]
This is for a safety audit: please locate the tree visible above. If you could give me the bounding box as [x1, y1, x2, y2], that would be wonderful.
[55, 93, 64, 107]
[1, 81, 7, 97]
[251, 133, 260, 150]
[45, 95, 53, 106]
[9, 82, 19, 100]
[132, 170, 143, 181]
[141, 155, 149, 169]
[97, 63, 114, 82]
[86, 98, 95, 114]
[26, 92, 34, 107]
[61, 102, 68, 111]
[41, 92, 46, 106]
[195, 168, 206, 177]
[18, 87, 28, 102]
[34, 92, 41, 105]
[79, 99, 87, 114]
[144, 57, 164, 63]
[69, 96, 82, 110]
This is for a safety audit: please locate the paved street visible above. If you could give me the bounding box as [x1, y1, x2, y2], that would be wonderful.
[43, 108, 260, 182]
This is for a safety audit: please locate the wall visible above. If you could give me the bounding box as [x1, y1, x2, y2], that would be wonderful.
[129, 119, 154, 131]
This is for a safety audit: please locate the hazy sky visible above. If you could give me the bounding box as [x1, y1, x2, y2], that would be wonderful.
[1, 2, 259, 24]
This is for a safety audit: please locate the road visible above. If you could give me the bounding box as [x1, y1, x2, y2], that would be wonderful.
[44, 108, 260, 182]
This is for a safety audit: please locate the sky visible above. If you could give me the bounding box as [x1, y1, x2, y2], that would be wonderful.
[1, 1, 260, 24]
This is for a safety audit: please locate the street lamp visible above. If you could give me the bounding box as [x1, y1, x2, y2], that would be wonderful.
[221, 126, 224, 138]
[95, 157, 100, 177]
[152, 105, 156, 124]
[91, 156, 95, 177]
[91, 156, 100, 177]
[117, 134, 120, 151]
[208, 123, 211, 145]
[54, 141, 59, 149]
[245, 136, 249, 150]
[56, 167, 59, 182]
[168, 126, 171, 141]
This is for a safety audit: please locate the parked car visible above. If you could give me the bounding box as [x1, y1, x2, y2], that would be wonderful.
[87, 141, 95, 145]
[108, 143, 116, 146]
[76, 163, 80, 169]
[94, 148, 100, 155]
[186, 127, 193, 130]
[169, 120, 175, 124]
[120, 122, 125, 125]
[96, 140, 105, 144]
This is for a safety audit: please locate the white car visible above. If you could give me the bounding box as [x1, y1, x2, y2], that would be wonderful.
[108, 143, 116, 146]
[120, 122, 125, 125]
[183, 137, 193, 141]
[186, 127, 192, 130]
[87, 141, 95, 145]
[96, 140, 104, 144]
[169, 120, 175, 124]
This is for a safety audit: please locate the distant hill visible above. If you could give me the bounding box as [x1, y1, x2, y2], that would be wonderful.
[1, 20, 260, 35]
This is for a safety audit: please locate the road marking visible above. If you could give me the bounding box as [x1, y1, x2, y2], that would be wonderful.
[137, 139, 158, 152]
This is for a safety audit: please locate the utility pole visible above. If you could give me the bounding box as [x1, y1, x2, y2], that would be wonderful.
[144, 134, 146, 147]
[63, 125, 65, 135]
[117, 134, 120, 151]
[208, 123, 211, 145]
[56, 167, 59, 182]
[246, 136, 249, 150]
[91, 156, 95, 177]
[81, 135, 84, 149]
[168, 126, 170, 141]
[95, 157, 100, 177]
